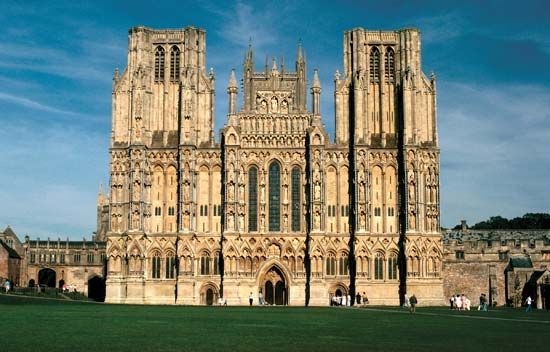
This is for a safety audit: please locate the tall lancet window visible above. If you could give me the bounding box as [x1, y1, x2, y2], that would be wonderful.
[170, 46, 180, 82]
[291, 167, 301, 232]
[369, 47, 380, 81]
[268, 161, 281, 232]
[154, 46, 165, 82]
[248, 166, 258, 232]
[384, 48, 395, 81]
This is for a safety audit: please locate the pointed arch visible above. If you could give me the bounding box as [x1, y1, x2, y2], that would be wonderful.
[154, 46, 165, 82]
[384, 47, 395, 80]
[369, 47, 380, 81]
[170, 46, 180, 82]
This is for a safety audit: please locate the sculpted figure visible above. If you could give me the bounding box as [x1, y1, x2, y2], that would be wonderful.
[314, 182, 321, 200]
[271, 97, 278, 112]
[239, 214, 244, 231]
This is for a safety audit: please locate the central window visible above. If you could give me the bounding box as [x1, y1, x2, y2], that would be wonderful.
[291, 167, 301, 231]
[269, 161, 280, 231]
[248, 167, 258, 231]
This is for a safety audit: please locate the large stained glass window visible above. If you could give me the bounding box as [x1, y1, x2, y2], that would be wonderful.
[269, 161, 280, 231]
[248, 167, 258, 231]
[291, 167, 301, 231]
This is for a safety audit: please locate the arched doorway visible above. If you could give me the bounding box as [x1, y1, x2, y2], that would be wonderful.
[206, 288, 214, 305]
[329, 284, 348, 305]
[200, 283, 219, 305]
[38, 268, 56, 288]
[87, 276, 106, 302]
[59, 279, 65, 289]
[261, 266, 288, 305]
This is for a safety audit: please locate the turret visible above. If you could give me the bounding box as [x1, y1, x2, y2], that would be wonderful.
[311, 69, 321, 116]
[227, 69, 238, 115]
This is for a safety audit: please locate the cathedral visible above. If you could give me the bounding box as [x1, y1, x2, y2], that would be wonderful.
[103, 26, 443, 305]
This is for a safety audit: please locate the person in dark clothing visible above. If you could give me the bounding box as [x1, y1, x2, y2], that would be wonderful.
[409, 294, 418, 313]
[356, 293, 361, 305]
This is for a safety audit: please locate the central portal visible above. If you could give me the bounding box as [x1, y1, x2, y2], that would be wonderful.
[262, 266, 288, 305]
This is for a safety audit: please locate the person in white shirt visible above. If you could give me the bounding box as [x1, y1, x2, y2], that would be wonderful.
[525, 296, 533, 312]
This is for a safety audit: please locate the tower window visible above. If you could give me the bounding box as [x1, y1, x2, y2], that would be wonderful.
[369, 47, 380, 81]
[154, 46, 165, 82]
[170, 46, 180, 82]
[384, 48, 395, 81]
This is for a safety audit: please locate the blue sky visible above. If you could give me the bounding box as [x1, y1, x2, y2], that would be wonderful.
[0, 0, 549, 239]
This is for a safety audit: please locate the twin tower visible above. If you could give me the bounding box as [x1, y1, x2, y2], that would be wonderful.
[103, 26, 442, 306]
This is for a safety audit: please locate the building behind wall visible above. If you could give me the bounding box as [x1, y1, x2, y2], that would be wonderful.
[104, 25, 443, 305]
[442, 223, 550, 308]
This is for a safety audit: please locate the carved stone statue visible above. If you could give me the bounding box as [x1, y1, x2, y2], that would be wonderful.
[314, 211, 320, 230]
[314, 182, 321, 201]
[281, 100, 288, 113]
[227, 183, 234, 202]
[239, 213, 244, 231]
[271, 97, 278, 113]
[183, 182, 190, 202]
[260, 100, 267, 113]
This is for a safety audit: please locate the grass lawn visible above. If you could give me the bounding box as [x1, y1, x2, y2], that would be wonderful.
[1, 294, 549, 352]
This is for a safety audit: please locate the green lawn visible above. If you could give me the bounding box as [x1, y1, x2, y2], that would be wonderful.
[1, 294, 549, 351]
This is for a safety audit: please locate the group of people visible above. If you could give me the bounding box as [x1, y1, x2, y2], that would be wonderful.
[331, 292, 370, 306]
[61, 284, 78, 293]
[449, 294, 472, 310]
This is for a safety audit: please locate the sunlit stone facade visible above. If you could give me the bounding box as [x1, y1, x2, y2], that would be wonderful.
[104, 26, 443, 305]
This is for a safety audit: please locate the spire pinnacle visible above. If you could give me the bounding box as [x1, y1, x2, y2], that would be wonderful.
[312, 69, 321, 88]
[228, 68, 237, 88]
[297, 39, 304, 63]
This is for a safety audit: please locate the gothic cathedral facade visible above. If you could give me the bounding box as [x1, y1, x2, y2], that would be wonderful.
[105, 26, 443, 305]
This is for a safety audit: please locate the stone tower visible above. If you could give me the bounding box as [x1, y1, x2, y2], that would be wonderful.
[334, 28, 442, 302]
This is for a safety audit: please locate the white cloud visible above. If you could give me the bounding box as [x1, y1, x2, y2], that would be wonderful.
[439, 81, 550, 227]
[0, 91, 80, 115]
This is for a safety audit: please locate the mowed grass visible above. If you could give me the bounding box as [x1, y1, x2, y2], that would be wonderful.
[1, 295, 549, 352]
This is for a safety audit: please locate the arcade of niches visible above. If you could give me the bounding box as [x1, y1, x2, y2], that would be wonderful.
[100, 25, 444, 305]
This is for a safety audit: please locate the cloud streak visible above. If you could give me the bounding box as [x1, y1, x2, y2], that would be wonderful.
[0, 92, 80, 115]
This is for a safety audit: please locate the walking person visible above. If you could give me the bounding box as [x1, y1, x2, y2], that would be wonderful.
[403, 293, 410, 309]
[249, 292, 253, 306]
[356, 292, 362, 306]
[409, 294, 418, 313]
[525, 296, 533, 312]
[5, 279, 10, 293]
[258, 290, 264, 305]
